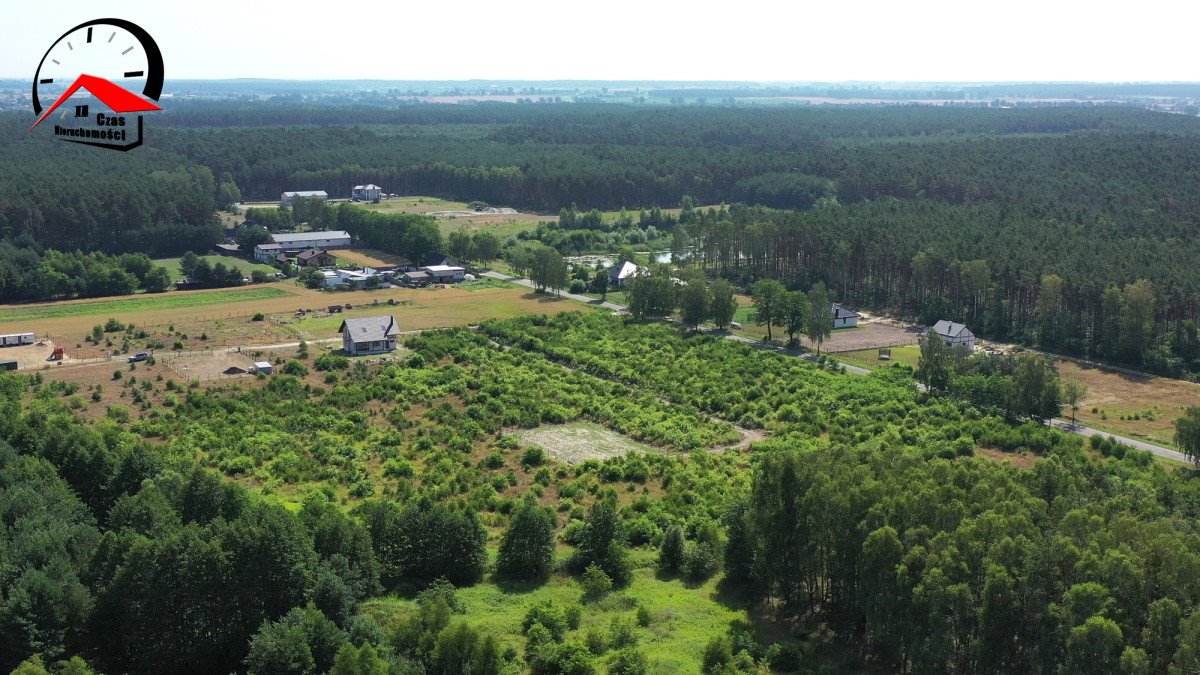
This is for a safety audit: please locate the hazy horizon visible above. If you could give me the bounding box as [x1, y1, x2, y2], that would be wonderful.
[3, 0, 1200, 82]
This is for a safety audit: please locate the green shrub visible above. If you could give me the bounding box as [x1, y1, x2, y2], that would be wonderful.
[282, 360, 309, 376]
[315, 354, 350, 371]
[581, 564, 612, 601]
[251, 312, 265, 321]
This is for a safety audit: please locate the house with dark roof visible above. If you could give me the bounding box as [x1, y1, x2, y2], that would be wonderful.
[339, 315, 400, 356]
[420, 253, 461, 268]
[931, 320, 976, 350]
[296, 248, 336, 268]
[831, 303, 860, 329]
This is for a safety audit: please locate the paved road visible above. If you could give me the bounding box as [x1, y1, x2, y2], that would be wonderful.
[482, 271, 628, 311]
[486, 270, 1184, 462]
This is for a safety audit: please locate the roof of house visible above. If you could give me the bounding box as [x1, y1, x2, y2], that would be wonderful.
[608, 260, 646, 281]
[832, 303, 861, 319]
[339, 315, 400, 343]
[404, 270, 430, 279]
[421, 253, 461, 268]
[296, 248, 330, 261]
[353, 184, 382, 190]
[272, 231, 351, 244]
[932, 320, 973, 338]
[255, 243, 285, 251]
[424, 265, 465, 273]
[282, 191, 328, 198]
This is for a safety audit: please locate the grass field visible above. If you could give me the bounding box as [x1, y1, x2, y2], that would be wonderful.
[836, 345, 922, 371]
[154, 255, 278, 278]
[357, 196, 547, 238]
[362, 548, 754, 674]
[1059, 360, 1199, 450]
[0, 287, 294, 323]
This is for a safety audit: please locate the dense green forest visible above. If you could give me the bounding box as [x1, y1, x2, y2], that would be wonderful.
[6, 313, 1200, 672]
[4, 102, 1200, 373]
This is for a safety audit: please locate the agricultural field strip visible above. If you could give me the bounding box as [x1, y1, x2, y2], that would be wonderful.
[0, 287, 295, 322]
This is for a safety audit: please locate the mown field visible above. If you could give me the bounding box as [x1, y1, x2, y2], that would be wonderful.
[154, 255, 278, 279]
[0, 287, 294, 323]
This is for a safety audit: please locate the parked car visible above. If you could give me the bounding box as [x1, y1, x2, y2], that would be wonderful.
[729, 321, 743, 329]
[128, 352, 150, 363]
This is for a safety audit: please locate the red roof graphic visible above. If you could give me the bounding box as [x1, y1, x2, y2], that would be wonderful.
[29, 73, 161, 131]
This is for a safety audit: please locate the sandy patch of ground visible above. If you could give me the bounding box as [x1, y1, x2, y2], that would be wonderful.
[975, 446, 1038, 469]
[518, 422, 655, 464]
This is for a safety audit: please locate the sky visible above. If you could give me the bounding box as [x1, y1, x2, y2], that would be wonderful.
[2, 0, 1199, 82]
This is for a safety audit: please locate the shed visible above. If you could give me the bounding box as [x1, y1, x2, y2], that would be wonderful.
[252, 361, 273, 374]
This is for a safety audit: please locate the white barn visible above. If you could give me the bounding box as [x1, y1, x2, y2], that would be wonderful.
[352, 184, 383, 201]
[339, 315, 400, 356]
[272, 230, 352, 250]
[831, 304, 860, 329]
[932, 320, 976, 351]
[280, 190, 328, 207]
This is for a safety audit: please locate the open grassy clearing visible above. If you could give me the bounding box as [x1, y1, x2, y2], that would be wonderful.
[153, 255, 278, 278]
[835, 344, 922, 371]
[362, 548, 752, 674]
[356, 196, 547, 238]
[1059, 360, 1199, 449]
[518, 422, 657, 464]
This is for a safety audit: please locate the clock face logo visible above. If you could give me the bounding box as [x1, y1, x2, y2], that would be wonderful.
[29, 18, 164, 151]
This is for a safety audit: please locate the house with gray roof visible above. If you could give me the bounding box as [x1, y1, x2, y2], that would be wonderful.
[339, 315, 400, 356]
[931, 320, 976, 350]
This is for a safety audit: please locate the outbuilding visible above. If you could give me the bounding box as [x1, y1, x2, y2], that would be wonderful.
[296, 248, 337, 268]
[280, 190, 328, 207]
[272, 231, 352, 250]
[252, 361, 273, 375]
[0, 333, 35, 347]
[422, 265, 466, 283]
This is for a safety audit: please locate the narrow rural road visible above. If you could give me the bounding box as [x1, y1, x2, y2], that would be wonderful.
[485, 270, 1184, 462]
[482, 272, 628, 311]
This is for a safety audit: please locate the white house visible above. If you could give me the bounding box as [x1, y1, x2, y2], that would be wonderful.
[351, 184, 383, 201]
[831, 304, 860, 329]
[339, 315, 400, 356]
[280, 190, 328, 207]
[607, 260, 647, 288]
[271, 230, 352, 250]
[932, 320, 976, 351]
[253, 243, 286, 263]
